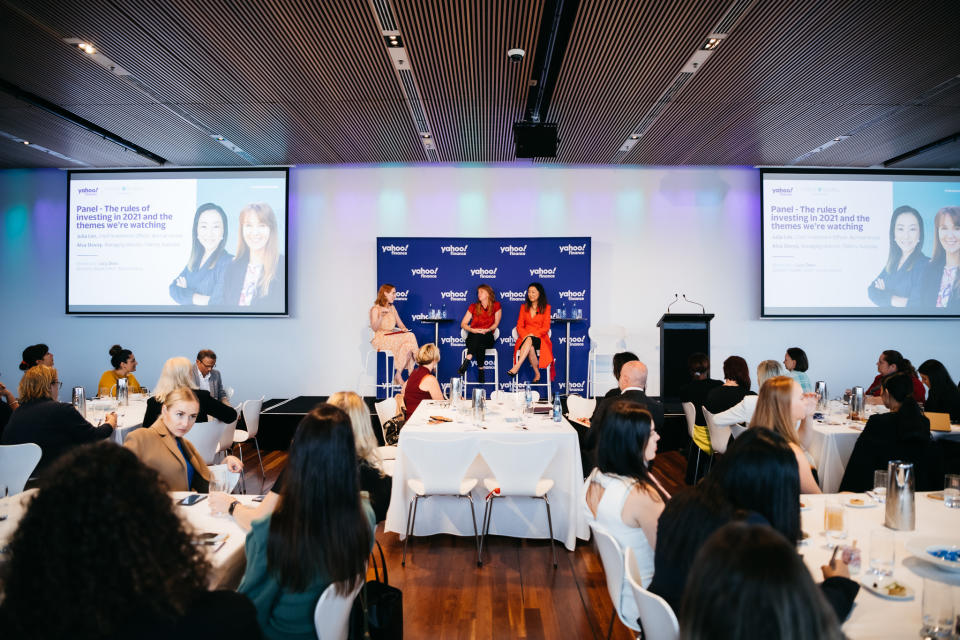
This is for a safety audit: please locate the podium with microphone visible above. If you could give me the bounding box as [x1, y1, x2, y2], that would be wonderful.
[657, 294, 714, 404]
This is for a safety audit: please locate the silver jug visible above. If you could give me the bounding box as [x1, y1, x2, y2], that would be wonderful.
[884, 460, 915, 531]
[849, 386, 864, 421]
[814, 381, 828, 410]
[72, 386, 86, 418]
[449, 377, 462, 412]
[472, 388, 486, 425]
[116, 377, 129, 407]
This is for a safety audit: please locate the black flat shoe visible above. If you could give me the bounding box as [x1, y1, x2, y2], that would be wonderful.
[457, 360, 470, 376]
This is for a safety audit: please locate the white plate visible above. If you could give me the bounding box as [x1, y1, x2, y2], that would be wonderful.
[859, 577, 914, 600]
[905, 538, 960, 572]
[844, 496, 877, 508]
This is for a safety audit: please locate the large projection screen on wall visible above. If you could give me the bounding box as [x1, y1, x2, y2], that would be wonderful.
[761, 168, 960, 318]
[67, 168, 288, 315]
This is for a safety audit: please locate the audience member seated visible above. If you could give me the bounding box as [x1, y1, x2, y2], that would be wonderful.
[863, 349, 925, 403]
[329, 390, 392, 522]
[783, 347, 813, 392]
[97, 344, 143, 397]
[918, 358, 960, 422]
[839, 372, 940, 492]
[194, 348, 229, 402]
[583, 401, 669, 625]
[124, 387, 242, 491]
[601, 351, 640, 398]
[679, 351, 723, 483]
[712, 359, 783, 428]
[583, 360, 664, 476]
[679, 522, 844, 640]
[704, 355, 754, 414]
[19, 343, 54, 370]
[748, 376, 821, 494]
[400, 343, 443, 420]
[238, 405, 376, 640]
[0, 377, 18, 438]
[1, 365, 114, 477]
[650, 429, 857, 621]
[0, 442, 261, 640]
[142, 357, 237, 428]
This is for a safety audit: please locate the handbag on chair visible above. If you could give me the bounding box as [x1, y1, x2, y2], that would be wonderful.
[349, 540, 403, 639]
[382, 415, 405, 446]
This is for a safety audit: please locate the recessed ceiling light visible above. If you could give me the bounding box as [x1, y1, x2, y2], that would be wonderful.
[703, 38, 721, 50]
[630, 134, 640, 140]
[384, 35, 403, 48]
[77, 42, 97, 54]
[23, 140, 30, 145]
[421, 133, 431, 139]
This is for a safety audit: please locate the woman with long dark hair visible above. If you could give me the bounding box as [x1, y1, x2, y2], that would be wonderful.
[864, 349, 925, 402]
[704, 355, 754, 414]
[867, 205, 928, 307]
[909, 206, 960, 310]
[239, 404, 375, 640]
[169, 202, 233, 306]
[918, 358, 960, 421]
[508, 282, 553, 382]
[0, 442, 260, 639]
[583, 401, 669, 623]
[457, 284, 502, 384]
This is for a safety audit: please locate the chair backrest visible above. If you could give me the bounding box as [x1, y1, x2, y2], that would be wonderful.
[185, 419, 225, 465]
[730, 423, 748, 440]
[375, 397, 398, 441]
[401, 435, 480, 494]
[702, 407, 729, 455]
[489, 389, 510, 401]
[217, 404, 240, 454]
[0, 443, 43, 494]
[478, 439, 559, 496]
[589, 522, 640, 632]
[625, 547, 679, 640]
[587, 325, 626, 353]
[242, 397, 264, 438]
[207, 463, 241, 492]
[314, 577, 365, 640]
[681, 402, 697, 439]
[566, 394, 596, 421]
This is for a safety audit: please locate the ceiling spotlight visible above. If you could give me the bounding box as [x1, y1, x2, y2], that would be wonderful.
[77, 42, 97, 54]
[384, 35, 403, 48]
[630, 134, 640, 140]
[703, 38, 721, 50]
[23, 140, 30, 145]
[217, 136, 225, 141]
[421, 133, 431, 139]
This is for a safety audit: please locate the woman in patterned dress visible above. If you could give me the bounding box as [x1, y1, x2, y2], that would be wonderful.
[370, 283, 419, 386]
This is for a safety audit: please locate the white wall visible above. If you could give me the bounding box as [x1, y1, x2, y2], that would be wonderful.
[1, 165, 956, 403]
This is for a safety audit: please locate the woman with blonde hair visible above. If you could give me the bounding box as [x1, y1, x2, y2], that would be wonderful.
[713, 359, 784, 428]
[223, 202, 285, 309]
[141, 357, 236, 428]
[329, 391, 393, 522]
[401, 343, 443, 420]
[749, 376, 821, 494]
[370, 283, 419, 386]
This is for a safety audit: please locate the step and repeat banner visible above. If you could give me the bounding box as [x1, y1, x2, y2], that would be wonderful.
[376, 237, 591, 396]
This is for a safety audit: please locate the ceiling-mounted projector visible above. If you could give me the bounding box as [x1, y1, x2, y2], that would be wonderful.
[513, 122, 558, 158]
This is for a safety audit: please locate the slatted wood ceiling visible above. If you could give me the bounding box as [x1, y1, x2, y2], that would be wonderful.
[0, 0, 957, 168]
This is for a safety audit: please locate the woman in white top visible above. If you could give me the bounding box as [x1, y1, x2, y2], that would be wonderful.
[583, 400, 670, 625]
[713, 360, 784, 427]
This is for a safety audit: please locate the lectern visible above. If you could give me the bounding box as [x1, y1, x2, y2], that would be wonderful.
[657, 313, 714, 402]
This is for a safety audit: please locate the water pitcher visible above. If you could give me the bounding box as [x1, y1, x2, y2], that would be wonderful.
[884, 460, 915, 531]
[116, 377, 129, 407]
[814, 380, 828, 410]
[849, 386, 864, 421]
[71, 386, 86, 418]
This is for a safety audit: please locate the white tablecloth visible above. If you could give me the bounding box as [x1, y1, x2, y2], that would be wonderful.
[0, 489, 257, 590]
[807, 402, 960, 493]
[85, 397, 148, 444]
[800, 492, 960, 639]
[384, 399, 588, 550]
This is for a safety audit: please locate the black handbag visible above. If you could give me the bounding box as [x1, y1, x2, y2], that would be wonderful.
[349, 540, 403, 639]
[382, 415, 405, 446]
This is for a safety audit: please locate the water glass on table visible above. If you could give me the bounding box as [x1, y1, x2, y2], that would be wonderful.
[873, 469, 888, 503]
[823, 498, 846, 546]
[920, 578, 955, 639]
[944, 474, 960, 509]
[868, 528, 895, 579]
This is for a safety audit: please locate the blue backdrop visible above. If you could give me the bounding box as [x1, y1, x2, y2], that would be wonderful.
[376, 237, 591, 397]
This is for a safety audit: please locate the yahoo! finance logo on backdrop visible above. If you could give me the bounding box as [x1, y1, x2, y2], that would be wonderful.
[441, 290, 468, 301]
[441, 335, 466, 347]
[411, 312, 430, 321]
[393, 289, 409, 301]
[499, 243, 527, 256]
[500, 290, 527, 302]
[411, 267, 439, 279]
[560, 381, 587, 394]
[558, 335, 587, 347]
[529, 267, 557, 279]
[381, 243, 409, 255]
[440, 244, 469, 256]
[559, 243, 587, 255]
[499, 334, 517, 346]
[469, 267, 498, 278]
[558, 289, 586, 302]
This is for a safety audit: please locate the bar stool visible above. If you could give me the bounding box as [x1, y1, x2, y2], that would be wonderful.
[511, 327, 552, 402]
[461, 328, 499, 393]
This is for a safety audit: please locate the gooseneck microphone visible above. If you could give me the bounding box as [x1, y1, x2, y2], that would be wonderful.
[683, 294, 706, 314]
[666, 293, 679, 313]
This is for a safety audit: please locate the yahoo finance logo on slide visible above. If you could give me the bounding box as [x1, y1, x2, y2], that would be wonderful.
[441, 290, 468, 302]
[441, 336, 466, 347]
[382, 244, 409, 255]
[529, 267, 557, 278]
[393, 289, 409, 301]
[771, 187, 793, 196]
[441, 244, 468, 256]
[470, 267, 498, 278]
[500, 290, 527, 302]
[559, 243, 587, 255]
[558, 289, 586, 302]
[499, 244, 527, 256]
[77, 186, 98, 195]
[411, 267, 439, 279]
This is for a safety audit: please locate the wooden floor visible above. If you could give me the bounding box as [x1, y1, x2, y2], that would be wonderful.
[239, 446, 688, 640]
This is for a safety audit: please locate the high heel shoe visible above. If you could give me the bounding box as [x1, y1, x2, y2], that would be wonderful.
[507, 368, 518, 377]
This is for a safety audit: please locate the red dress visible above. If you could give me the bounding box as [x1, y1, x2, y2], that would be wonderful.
[403, 366, 435, 420]
[513, 304, 554, 377]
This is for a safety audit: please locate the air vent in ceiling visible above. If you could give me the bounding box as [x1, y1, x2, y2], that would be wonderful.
[370, 0, 397, 32]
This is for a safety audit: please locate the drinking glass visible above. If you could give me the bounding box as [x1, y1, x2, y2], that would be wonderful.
[868, 528, 895, 579]
[873, 470, 888, 503]
[920, 578, 955, 639]
[823, 499, 846, 546]
[944, 474, 960, 509]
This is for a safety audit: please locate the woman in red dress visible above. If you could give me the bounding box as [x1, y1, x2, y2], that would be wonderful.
[401, 344, 444, 420]
[508, 282, 553, 383]
[457, 284, 502, 384]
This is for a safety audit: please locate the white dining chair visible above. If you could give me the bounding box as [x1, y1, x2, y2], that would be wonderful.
[587, 325, 626, 398]
[314, 578, 365, 640]
[460, 327, 499, 393]
[511, 327, 551, 402]
[234, 397, 265, 490]
[401, 436, 481, 566]
[702, 407, 731, 455]
[589, 522, 642, 639]
[625, 547, 679, 640]
[375, 397, 400, 442]
[566, 394, 596, 421]
[478, 438, 560, 568]
[681, 402, 709, 479]
[185, 419, 226, 465]
[215, 408, 239, 463]
[0, 443, 42, 494]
